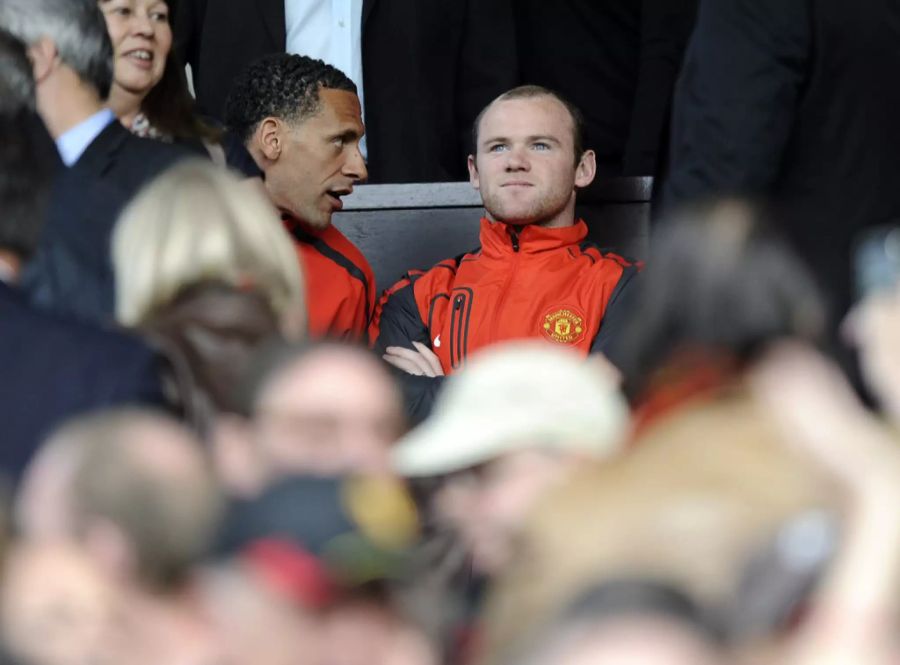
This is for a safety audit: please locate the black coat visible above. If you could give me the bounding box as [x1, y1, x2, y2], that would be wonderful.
[664, 0, 900, 312]
[514, 0, 697, 178]
[0, 282, 166, 482]
[22, 120, 189, 324]
[173, 0, 517, 183]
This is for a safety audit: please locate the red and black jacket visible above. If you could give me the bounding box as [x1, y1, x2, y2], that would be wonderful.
[369, 218, 640, 420]
[284, 216, 375, 341]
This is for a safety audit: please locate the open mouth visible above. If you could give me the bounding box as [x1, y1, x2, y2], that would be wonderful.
[325, 187, 353, 210]
[124, 49, 154, 66]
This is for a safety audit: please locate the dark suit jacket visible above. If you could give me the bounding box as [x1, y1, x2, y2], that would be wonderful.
[514, 0, 697, 178]
[23, 119, 189, 324]
[174, 0, 517, 183]
[0, 282, 166, 482]
[664, 0, 900, 313]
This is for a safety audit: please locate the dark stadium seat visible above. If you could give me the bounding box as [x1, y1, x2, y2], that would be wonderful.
[333, 177, 652, 294]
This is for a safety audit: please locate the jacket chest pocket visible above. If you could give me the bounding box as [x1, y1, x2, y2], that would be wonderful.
[448, 288, 473, 370]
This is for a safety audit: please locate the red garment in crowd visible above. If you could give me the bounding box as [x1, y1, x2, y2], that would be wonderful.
[283, 217, 375, 341]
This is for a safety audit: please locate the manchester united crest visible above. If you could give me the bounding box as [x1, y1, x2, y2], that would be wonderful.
[541, 307, 586, 344]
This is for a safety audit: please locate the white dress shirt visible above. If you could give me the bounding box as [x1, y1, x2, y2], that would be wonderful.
[55, 108, 116, 167]
[284, 0, 366, 158]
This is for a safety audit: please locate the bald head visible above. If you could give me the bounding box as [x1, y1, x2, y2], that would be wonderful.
[17, 409, 224, 591]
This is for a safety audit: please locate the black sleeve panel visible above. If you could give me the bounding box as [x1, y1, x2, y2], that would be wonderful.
[590, 265, 641, 364]
[372, 276, 443, 424]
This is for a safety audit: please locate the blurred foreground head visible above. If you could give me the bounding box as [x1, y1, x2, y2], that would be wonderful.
[0, 29, 55, 279]
[392, 342, 628, 574]
[17, 409, 224, 592]
[2, 541, 117, 665]
[616, 200, 825, 400]
[112, 160, 306, 337]
[479, 417, 829, 664]
[214, 341, 404, 496]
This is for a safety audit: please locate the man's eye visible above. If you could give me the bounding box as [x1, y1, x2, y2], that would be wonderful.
[532, 142, 551, 151]
[488, 144, 508, 153]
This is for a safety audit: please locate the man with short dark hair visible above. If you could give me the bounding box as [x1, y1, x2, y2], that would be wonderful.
[0, 0, 188, 322]
[370, 86, 641, 420]
[225, 54, 375, 341]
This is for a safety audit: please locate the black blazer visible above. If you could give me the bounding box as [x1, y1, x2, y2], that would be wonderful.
[0, 282, 166, 482]
[23, 119, 190, 324]
[664, 0, 900, 312]
[174, 0, 517, 183]
[514, 0, 697, 178]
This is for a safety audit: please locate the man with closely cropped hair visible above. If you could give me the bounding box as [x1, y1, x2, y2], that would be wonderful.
[225, 55, 375, 341]
[370, 86, 641, 421]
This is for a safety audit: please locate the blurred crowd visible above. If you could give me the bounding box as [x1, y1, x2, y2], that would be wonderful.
[3, 1, 900, 665]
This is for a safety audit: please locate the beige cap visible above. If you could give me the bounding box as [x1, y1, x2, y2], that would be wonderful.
[392, 342, 629, 477]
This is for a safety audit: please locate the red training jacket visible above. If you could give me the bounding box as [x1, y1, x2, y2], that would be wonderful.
[369, 218, 640, 418]
[283, 216, 375, 341]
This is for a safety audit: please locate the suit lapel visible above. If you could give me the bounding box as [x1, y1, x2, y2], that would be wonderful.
[74, 120, 128, 177]
[257, 0, 286, 50]
[362, 0, 377, 30]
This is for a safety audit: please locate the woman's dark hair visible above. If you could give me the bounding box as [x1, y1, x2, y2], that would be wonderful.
[139, 0, 220, 144]
[615, 200, 826, 400]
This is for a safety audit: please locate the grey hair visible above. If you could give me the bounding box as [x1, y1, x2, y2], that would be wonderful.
[0, 0, 113, 98]
[0, 29, 33, 113]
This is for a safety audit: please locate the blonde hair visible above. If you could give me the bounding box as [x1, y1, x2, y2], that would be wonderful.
[112, 160, 306, 335]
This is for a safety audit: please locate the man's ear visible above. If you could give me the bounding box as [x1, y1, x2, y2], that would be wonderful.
[468, 154, 480, 191]
[28, 37, 57, 84]
[574, 149, 597, 189]
[256, 117, 284, 163]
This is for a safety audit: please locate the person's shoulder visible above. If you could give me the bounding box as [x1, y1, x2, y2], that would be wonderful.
[315, 225, 375, 277]
[2, 286, 151, 363]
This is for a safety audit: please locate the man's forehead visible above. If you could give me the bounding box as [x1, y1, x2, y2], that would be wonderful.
[479, 95, 574, 140]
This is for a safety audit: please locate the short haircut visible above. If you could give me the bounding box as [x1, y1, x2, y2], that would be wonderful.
[471, 85, 587, 166]
[223, 53, 357, 144]
[0, 30, 54, 260]
[0, 0, 113, 99]
[112, 160, 306, 333]
[65, 408, 223, 591]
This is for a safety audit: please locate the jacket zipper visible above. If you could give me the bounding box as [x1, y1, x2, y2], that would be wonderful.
[490, 227, 521, 340]
[450, 293, 465, 369]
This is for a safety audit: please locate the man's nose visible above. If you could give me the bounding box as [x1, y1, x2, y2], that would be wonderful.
[504, 145, 530, 171]
[344, 143, 368, 183]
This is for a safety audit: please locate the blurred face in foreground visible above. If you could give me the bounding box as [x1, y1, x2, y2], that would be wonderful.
[468, 95, 596, 229]
[252, 346, 404, 479]
[435, 448, 579, 575]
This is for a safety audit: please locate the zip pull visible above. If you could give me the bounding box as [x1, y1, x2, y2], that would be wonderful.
[509, 227, 520, 252]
